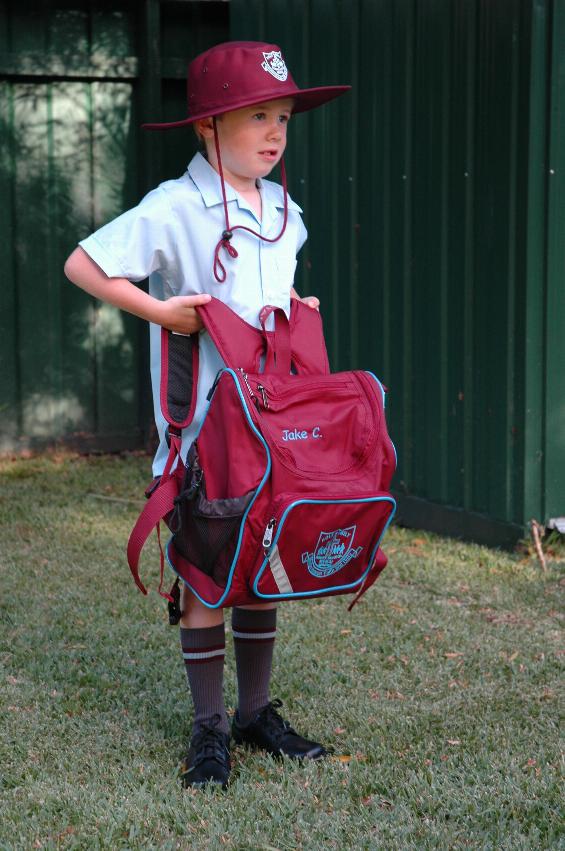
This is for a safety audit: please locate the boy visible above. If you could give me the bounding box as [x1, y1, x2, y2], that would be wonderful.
[64, 40, 349, 788]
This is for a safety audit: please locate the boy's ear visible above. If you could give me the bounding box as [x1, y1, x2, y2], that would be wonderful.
[194, 117, 215, 140]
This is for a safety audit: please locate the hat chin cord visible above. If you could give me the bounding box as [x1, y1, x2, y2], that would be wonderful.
[212, 117, 289, 283]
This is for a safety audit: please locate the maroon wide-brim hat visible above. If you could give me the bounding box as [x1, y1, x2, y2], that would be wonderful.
[143, 40, 350, 129]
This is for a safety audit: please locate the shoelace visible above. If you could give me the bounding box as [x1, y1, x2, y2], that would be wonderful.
[190, 715, 228, 767]
[258, 699, 297, 745]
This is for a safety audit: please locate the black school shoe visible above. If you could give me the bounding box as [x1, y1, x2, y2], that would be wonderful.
[232, 699, 327, 760]
[180, 716, 231, 789]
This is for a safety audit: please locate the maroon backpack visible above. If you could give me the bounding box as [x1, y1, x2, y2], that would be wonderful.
[128, 297, 396, 613]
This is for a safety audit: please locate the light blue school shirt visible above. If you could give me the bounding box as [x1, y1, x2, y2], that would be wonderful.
[79, 152, 307, 475]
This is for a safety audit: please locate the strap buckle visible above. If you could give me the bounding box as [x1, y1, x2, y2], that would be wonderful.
[168, 577, 182, 625]
[165, 424, 182, 449]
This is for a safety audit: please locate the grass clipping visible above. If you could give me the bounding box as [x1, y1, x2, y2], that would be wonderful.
[0, 453, 563, 850]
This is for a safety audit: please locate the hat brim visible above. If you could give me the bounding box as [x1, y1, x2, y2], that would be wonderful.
[142, 85, 351, 130]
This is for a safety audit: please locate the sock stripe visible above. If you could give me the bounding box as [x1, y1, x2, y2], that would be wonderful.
[232, 629, 277, 641]
[183, 647, 225, 663]
[181, 642, 225, 654]
[184, 655, 225, 665]
[232, 625, 277, 634]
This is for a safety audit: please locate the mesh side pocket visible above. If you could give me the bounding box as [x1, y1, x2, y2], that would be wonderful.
[172, 455, 254, 587]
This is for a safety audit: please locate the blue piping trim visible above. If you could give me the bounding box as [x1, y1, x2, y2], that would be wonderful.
[252, 495, 396, 600]
[365, 370, 386, 408]
[166, 368, 272, 608]
[365, 371, 397, 465]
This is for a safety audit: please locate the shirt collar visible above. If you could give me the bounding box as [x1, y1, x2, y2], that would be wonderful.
[187, 152, 302, 221]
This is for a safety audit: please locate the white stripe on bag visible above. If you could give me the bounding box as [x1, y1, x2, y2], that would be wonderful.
[269, 545, 294, 594]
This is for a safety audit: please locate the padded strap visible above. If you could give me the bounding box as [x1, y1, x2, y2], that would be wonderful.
[259, 305, 291, 374]
[160, 330, 199, 429]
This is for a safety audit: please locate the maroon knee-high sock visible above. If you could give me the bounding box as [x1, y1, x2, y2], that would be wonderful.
[231, 607, 277, 726]
[180, 624, 229, 735]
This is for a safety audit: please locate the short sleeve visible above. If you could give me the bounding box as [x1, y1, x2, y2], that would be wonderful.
[297, 216, 308, 254]
[79, 187, 179, 284]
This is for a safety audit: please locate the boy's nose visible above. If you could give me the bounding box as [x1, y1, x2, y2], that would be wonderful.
[267, 122, 283, 140]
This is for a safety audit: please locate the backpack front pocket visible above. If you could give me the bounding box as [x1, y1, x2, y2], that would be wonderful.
[252, 493, 396, 600]
[243, 372, 378, 477]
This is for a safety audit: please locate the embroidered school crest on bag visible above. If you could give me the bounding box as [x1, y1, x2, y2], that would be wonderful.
[302, 526, 363, 578]
[261, 51, 288, 82]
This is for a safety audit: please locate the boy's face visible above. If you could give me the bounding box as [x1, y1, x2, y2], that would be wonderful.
[199, 98, 294, 189]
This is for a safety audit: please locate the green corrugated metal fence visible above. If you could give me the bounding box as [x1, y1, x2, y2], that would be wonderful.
[1, 0, 563, 544]
[231, 0, 565, 543]
[0, 0, 228, 452]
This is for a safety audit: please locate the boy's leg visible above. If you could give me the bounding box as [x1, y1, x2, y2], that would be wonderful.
[231, 603, 326, 760]
[179, 585, 230, 788]
[231, 603, 277, 726]
[179, 585, 228, 734]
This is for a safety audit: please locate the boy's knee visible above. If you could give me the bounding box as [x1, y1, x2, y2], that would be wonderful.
[180, 584, 223, 628]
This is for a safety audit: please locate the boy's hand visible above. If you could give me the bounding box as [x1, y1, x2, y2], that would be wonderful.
[299, 295, 320, 310]
[290, 288, 320, 310]
[157, 294, 212, 334]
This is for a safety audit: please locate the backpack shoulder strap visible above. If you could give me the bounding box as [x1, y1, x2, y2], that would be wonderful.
[160, 330, 199, 432]
[347, 549, 388, 611]
[126, 330, 198, 598]
[127, 473, 180, 595]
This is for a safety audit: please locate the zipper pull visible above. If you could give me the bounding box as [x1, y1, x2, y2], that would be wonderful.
[262, 518, 276, 549]
[256, 383, 269, 409]
[238, 368, 258, 406]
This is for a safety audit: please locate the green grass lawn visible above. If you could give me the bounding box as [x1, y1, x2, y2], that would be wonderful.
[0, 453, 563, 850]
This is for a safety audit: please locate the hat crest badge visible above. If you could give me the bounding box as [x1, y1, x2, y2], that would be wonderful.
[261, 50, 288, 82]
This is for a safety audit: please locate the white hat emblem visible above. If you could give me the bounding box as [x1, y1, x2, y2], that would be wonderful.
[261, 51, 288, 82]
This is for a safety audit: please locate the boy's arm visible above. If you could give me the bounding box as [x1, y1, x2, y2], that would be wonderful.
[64, 247, 210, 334]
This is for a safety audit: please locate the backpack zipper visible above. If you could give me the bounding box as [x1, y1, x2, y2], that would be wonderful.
[238, 368, 259, 408]
[262, 518, 276, 549]
[256, 383, 269, 409]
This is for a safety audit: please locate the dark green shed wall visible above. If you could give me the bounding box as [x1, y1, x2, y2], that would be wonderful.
[1, 0, 563, 543]
[0, 0, 229, 452]
[231, 0, 564, 541]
